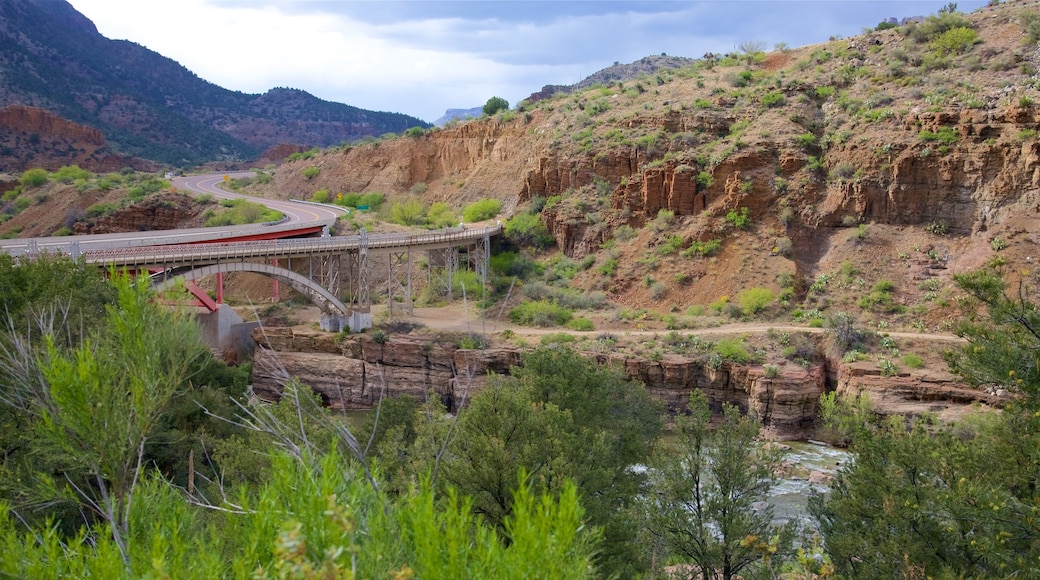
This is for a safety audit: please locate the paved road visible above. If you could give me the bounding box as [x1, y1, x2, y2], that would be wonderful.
[173, 173, 345, 225]
[0, 172, 347, 256]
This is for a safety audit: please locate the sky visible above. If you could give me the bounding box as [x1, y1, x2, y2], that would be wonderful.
[66, 1, 989, 124]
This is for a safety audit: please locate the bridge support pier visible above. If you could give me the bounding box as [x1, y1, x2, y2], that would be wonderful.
[320, 312, 348, 332]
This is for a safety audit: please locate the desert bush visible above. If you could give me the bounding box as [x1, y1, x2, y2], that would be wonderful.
[505, 213, 553, 248]
[651, 209, 675, 232]
[907, 10, 972, 43]
[462, 198, 502, 222]
[483, 96, 509, 116]
[738, 287, 775, 315]
[426, 202, 457, 229]
[311, 188, 330, 203]
[509, 300, 573, 327]
[613, 225, 636, 241]
[53, 165, 91, 184]
[19, 168, 48, 188]
[566, 317, 595, 331]
[302, 166, 320, 179]
[930, 27, 978, 55]
[901, 353, 925, 368]
[724, 207, 752, 229]
[390, 198, 426, 226]
[715, 337, 754, 363]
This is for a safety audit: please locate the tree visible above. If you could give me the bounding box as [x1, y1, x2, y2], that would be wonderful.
[483, 96, 509, 116]
[18, 168, 47, 187]
[390, 197, 426, 226]
[443, 345, 664, 577]
[425, 201, 457, 229]
[644, 391, 794, 579]
[504, 212, 553, 249]
[0, 274, 208, 565]
[811, 260, 1040, 577]
[462, 198, 502, 222]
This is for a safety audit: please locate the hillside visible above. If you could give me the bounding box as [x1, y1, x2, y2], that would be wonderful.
[0, 0, 429, 168]
[235, 1, 1040, 334]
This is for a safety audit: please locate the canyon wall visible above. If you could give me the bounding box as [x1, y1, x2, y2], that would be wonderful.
[251, 328, 1006, 439]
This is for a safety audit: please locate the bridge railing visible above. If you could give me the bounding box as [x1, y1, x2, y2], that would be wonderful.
[81, 224, 502, 268]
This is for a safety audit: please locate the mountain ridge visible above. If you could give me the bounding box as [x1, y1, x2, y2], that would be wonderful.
[0, 0, 430, 168]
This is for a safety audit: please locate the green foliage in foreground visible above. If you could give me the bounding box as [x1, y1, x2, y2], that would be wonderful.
[0, 452, 597, 579]
[811, 259, 1040, 578]
[643, 391, 795, 579]
[0, 261, 598, 577]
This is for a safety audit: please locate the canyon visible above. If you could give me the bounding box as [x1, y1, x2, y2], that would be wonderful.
[250, 326, 1005, 440]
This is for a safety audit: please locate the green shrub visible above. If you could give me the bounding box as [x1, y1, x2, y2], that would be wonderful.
[404, 126, 425, 138]
[53, 165, 91, 184]
[738, 287, 775, 315]
[462, 198, 502, 222]
[724, 207, 751, 229]
[302, 166, 320, 179]
[715, 337, 753, 363]
[695, 171, 714, 188]
[613, 225, 636, 241]
[483, 96, 509, 116]
[19, 168, 48, 188]
[931, 26, 977, 54]
[760, 91, 785, 107]
[656, 235, 685, 256]
[566, 317, 595, 331]
[85, 203, 118, 218]
[919, 126, 959, 145]
[795, 133, 817, 148]
[426, 202, 457, 229]
[390, 198, 426, 226]
[682, 238, 722, 258]
[901, 353, 925, 369]
[311, 188, 330, 203]
[540, 332, 576, 345]
[509, 300, 573, 327]
[597, 257, 618, 276]
[815, 85, 836, 99]
[358, 192, 385, 210]
[908, 10, 972, 43]
[651, 209, 675, 232]
[505, 213, 553, 248]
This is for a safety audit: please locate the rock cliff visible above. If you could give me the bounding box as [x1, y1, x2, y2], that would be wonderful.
[251, 328, 835, 439]
[251, 328, 1005, 439]
[0, 105, 154, 172]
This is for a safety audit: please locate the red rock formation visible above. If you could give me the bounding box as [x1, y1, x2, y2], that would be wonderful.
[0, 105, 154, 173]
[250, 328, 830, 439]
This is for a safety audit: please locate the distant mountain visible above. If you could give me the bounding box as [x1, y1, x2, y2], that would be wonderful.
[0, 0, 430, 167]
[433, 107, 484, 126]
[524, 55, 697, 103]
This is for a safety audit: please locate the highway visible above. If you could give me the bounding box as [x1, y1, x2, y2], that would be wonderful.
[0, 172, 348, 257]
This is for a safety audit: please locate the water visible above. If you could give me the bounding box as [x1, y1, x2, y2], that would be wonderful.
[769, 440, 850, 526]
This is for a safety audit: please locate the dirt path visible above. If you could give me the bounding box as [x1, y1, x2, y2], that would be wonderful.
[274, 303, 965, 345]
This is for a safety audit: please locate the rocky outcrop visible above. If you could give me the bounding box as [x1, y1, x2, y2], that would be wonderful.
[836, 363, 1007, 422]
[251, 330, 522, 411]
[0, 105, 153, 173]
[71, 193, 207, 234]
[250, 328, 828, 439]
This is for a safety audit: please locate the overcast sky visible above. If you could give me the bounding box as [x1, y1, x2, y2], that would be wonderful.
[66, 1, 988, 123]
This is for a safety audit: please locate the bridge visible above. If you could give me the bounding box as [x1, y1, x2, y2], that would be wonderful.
[27, 224, 500, 332]
[0, 172, 502, 333]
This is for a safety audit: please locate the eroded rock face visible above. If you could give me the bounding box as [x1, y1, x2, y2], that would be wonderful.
[0, 105, 154, 173]
[250, 328, 830, 439]
[836, 363, 1006, 423]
